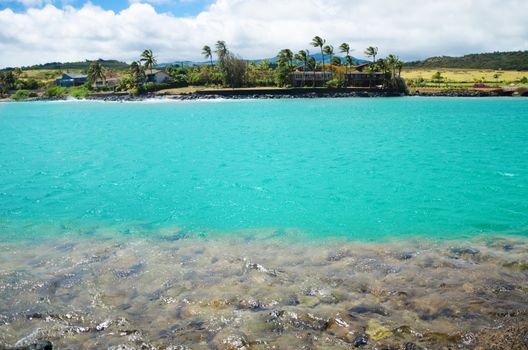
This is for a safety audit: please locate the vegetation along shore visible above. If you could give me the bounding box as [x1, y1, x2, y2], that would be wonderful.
[0, 39, 527, 102]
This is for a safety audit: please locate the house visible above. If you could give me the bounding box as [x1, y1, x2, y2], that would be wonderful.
[93, 72, 121, 88]
[345, 71, 385, 87]
[289, 66, 384, 87]
[146, 70, 172, 83]
[290, 71, 333, 87]
[55, 73, 88, 87]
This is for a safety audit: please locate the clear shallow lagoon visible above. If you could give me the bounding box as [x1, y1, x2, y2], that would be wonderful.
[1, 97, 527, 241]
[0, 98, 528, 349]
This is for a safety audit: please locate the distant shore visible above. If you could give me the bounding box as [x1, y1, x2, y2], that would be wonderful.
[1, 86, 526, 102]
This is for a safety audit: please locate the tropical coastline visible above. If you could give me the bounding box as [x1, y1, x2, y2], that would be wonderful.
[2, 1, 528, 349]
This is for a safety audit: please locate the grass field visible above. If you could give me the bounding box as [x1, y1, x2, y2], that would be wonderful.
[401, 68, 528, 84]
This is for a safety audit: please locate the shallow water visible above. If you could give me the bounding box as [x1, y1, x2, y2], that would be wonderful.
[0, 232, 527, 349]
[1, 98, 528, 348]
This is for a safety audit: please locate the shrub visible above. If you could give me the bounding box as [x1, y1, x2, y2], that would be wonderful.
[45, 86, 66, 98]
[12, 89, 34, 101]
[16, 78, 42, 90]
[521, 76, 528, 84]
[69, 85, 90, 98]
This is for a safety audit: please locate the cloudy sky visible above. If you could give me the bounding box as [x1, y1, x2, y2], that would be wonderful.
[0, 0, 527, 68]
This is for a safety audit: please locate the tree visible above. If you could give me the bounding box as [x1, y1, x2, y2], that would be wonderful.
[432, 71, 444, 81]
[202, 45, 214, 66]
[311, 36, 326, 78]
[278, 49, 294, 70]
[365, 46, 378, 63]
[140, 49, 157, 75]
[129, 61, 145, 84]
[218, 52, 246, 88]
[307, 56, 317, 87]
[331, 56, 342, 66]
[294, 50, 309, 87]
[0, 71, 16, 95]
[323, 45, 334, 66]
[215, 41, 228, 60]
[339, 43, 353, 76]
[87, 61, 106, 86]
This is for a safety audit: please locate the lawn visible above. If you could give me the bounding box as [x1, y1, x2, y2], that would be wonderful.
[401, 68, 528, 84]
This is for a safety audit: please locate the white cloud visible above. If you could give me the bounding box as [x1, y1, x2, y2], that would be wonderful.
[0, 0, 527, 67]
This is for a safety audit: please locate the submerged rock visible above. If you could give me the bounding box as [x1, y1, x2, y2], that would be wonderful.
[267, 310, 328, 332]
[366, 319, 392, 340]
[3, 341, 53, 350]
[352, 333, 369, 347]
[348, 304, 389, 317]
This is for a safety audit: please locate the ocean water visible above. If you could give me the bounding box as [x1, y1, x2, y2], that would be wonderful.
[1, 97, 527, 241]
[1, 97, 528, 349]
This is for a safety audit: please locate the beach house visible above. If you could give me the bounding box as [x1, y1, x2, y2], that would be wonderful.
[55, 73, 88, 87]
[146, 70, 172, 83]
[290, 64, 385, 87]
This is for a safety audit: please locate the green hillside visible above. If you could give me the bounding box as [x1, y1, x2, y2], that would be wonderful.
[18, 59, 129, 71]
[406, 51, 528, 71]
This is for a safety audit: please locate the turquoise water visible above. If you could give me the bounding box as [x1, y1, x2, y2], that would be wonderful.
[1, 97, 527, 241]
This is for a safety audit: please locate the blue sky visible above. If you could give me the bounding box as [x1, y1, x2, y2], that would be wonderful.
[0, 0, 214, 16]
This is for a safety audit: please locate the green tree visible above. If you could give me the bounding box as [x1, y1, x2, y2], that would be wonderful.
[364, 46, 378, 63]
[140, 49, 157, 75]
[432, 71, 444, 81]
[323, 44, 334, 65]
[219, 52, 246, 88]
[87, 61, 106, 86]
[331, 56, 342, 66]
[129, 61, 145, 84]
[202, 45, 214, 66]
[0, 71, 16, 95]
[307, 56, 317, 87]
[215, 41, 228, 60]
[278, 49, 294, 70]
[294, 50, 309, 87]
[311, 36, 326, 78]
[339, 43, 353, 77]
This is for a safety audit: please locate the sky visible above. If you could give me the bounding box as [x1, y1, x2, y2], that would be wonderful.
[0, 0, 527, 68]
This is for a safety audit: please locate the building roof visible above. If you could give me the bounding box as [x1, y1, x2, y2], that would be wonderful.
[62, 73, 87, 79]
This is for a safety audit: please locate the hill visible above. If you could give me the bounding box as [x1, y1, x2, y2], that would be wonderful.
[17, 59, 130, 71]
[406, 51, 528, 71]
[159, 53, 368, 67]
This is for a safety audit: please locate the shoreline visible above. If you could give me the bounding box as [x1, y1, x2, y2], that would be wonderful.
[2, 87, 526, 103]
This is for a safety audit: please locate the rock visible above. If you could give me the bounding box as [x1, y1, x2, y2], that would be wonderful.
[267, 310, 328, 332]
[326, 317, 357, 343]
[366, 319, 392, 340]
[352, 333, 369, 347]
[348, 304, 389, 317]
[4, 341, 53, 350]
[212, 332, 249, 350]
[402, 343, 422, 350]
[449, 247, 480, 257]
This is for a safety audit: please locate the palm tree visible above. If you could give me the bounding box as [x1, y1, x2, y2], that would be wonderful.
[278, 49, 294, 70]
[215, 41, 228, 60]
[339, 43, 353, 76]
[202, 45, 214, 66]
[364, 46, 378, 63]
[140, 49, 157, 75]
[294, 50, 308, 87]
[87, 61, 106, 87]
[323, 45, 334, 67]
[311, 36, 326, 78]
[331, 57, 342, 66]
[307, 56, 317, 87]
[129, 61, 145, 84]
